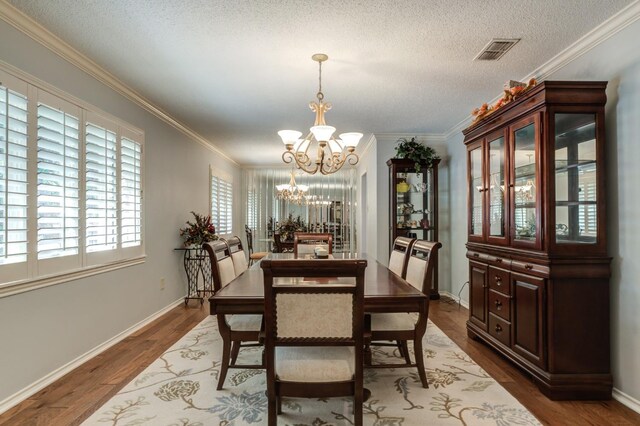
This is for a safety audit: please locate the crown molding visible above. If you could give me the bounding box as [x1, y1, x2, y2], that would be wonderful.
[358, 133, 376, 159]
[443, 0, 640, 141]
[523, 0, 640, 82]
[374, 133, 446, 144]
[0, 0, 238, 166]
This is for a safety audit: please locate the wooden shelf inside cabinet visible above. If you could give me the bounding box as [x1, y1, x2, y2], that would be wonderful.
[462, 81, 611, 400]
[388, 157, 440, 299]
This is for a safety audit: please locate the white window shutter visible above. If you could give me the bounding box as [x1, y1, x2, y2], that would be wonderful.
[120, 137, 142, 247]
[85, 122, 118, 253]
[36, 103, 80, 259]
[0, 84, 29, 265]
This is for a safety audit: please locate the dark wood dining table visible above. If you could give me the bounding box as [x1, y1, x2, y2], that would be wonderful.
[209, 252, 427, 320]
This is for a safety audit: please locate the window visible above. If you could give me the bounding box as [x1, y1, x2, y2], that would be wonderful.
[85, 122, 118, 253]
[0, 67, 144, 288]
[0, 79, 28, 267]
[37, 101, 80, 260]
[211, 171, 233, 236]
[120, 137, 142, 247]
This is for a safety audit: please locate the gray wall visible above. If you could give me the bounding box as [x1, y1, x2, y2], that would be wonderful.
[446, 19, 640, 405]
[0, 21, 241, 403]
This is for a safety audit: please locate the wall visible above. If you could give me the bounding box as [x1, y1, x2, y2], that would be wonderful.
[445, 17, 640, 407]
[355, 135, 378, 258]
[0, 20, 241, 405]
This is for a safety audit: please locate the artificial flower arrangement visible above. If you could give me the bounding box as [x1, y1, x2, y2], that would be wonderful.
[471, 78, 538, 123]
[277, 213, 308, 242]
[179, 211, 218, 247]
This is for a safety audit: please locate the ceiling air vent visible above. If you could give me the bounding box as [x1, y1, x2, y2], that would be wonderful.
[474, 38, 520, 61]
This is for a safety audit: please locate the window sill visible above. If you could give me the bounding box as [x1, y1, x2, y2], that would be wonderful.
[0, 255, 146, 299]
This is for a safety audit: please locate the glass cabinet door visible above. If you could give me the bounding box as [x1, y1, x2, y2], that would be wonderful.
[554, 114, 597, 244]
[512, 120, 538, 243]
[488, 135, 506, 240]
[395, 168, 434, 241]
[469, 146, 484, 238]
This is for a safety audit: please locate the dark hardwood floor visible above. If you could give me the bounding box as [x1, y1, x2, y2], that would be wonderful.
[1, 297, 638, 425]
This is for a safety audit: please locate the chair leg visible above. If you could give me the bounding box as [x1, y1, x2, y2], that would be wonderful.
[230, 341, 241, 365]
[217, 338, 231, 390]
[354, 394, 363, 426]
[277, 396, 283, 414]
[400, 340, 412, 365]
[268, 395, 277, 426]
[413, 337, 429, 388]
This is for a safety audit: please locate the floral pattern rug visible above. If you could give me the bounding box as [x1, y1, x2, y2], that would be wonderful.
[83, 316, 540, 426]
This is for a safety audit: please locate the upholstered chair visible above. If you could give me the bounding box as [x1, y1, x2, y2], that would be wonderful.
[223, 236, 248, 276]
[369, 240, 442, 388]
[245, 225, 268, 265]
[293, 232, 333, 257]
[388, 236, 415, 277]
[203, 240, 263, 390]
[261, 258, 367, 426]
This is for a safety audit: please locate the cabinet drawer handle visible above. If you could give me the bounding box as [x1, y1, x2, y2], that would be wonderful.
[524, 264, 533, 270]
[495, 324, 503, 333]
[494, 275, 502, 285]
[495, 257, 502, 263]
[473, 253, 480, 257]
[494, 299, 502, 308]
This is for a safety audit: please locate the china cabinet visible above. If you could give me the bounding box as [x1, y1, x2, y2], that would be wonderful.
[463, 81, 611, 399]
[387, 158, 440, 298]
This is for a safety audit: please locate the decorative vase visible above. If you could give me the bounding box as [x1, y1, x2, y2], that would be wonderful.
[397, 180, 410, 193]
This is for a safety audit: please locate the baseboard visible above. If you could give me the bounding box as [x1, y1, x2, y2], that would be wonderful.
[0, 297, 184, 415]
[440, 291, 469, 309]
[613, 387, 640, 414]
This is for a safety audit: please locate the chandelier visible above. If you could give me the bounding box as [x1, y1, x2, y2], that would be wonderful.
[278, 53, 363, 175]
[276, 171, 309, 205]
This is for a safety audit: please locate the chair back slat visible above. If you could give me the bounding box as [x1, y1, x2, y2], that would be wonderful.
[405, 240, 442, 294]
[293, 232, 333, 257]
[244, 225, 255, 254]
[388, 236, 415, 278]
[203, 240, 237, 292]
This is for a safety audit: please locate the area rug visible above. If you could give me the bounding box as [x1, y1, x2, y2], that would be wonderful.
[83, 316, 540, 425]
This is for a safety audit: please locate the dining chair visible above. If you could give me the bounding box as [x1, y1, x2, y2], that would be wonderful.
[293, 232, 333, 257]
[368, 240, 442, 388]
[261, 258, 368, 426]
[245, 225, 268, 265]
[222, 236, 248, 276]
[203, 240, 263, 390]
[388, 236, 415, 277]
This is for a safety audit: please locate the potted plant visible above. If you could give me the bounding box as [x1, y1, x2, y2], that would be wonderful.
[394, 137, 440, 174]
[179, 211, 218, 247]
[276, 213, 308, 242]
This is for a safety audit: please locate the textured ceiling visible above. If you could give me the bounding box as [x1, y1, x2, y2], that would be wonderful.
[7, 0, 633, 165]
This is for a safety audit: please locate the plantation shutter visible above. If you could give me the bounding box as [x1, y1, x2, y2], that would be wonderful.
[85, 122, 118, 252]
[0, 81, 28, 266]
[36, 102, 80, 259]
[120, 137, 142, 247]
[210, 173, 233, 235]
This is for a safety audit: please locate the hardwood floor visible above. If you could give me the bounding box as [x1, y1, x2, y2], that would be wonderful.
[1, 297, 639, 425]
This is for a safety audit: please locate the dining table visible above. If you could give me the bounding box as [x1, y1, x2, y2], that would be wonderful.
[209, 252, 427, 334]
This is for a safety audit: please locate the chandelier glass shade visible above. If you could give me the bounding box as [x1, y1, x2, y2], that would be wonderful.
[279, 54, 363, 175]
[275, 171, 309, 205]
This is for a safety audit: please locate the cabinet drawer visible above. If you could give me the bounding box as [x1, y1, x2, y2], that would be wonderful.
[488, 266, 510, 295]
[511, 260, 549, 277]
[486, 255, 512, 268]
[489, 290, 511, 321]
[488, 313, 511, 347]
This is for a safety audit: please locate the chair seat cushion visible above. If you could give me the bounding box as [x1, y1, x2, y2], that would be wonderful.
[250, 252, 268, 259]
[275, 346, 354, 382]
[371, 312, 418, 331]
[227, 314, 262, 331]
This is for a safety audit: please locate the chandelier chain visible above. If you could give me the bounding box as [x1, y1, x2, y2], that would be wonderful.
[317, 59, 323, 101]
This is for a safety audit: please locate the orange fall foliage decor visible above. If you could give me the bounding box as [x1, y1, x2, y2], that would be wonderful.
[471, 78, 537, 123]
